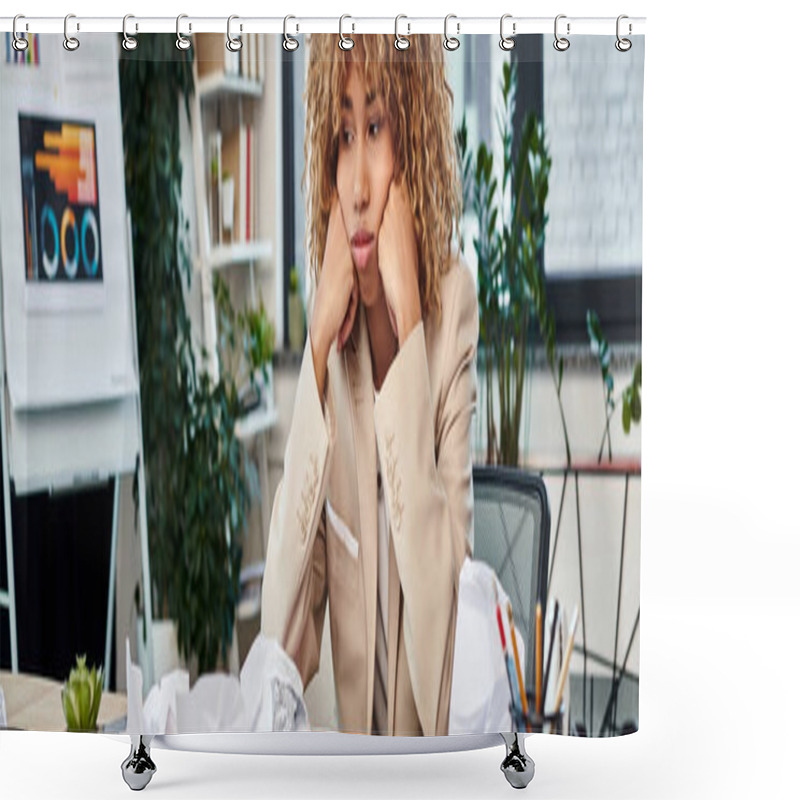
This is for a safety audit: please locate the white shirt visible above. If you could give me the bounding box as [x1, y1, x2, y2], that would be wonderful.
[372, 386, 390, 734]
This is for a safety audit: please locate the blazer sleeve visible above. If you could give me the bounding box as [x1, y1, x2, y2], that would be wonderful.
[373, 267, 479, 736]
[260, 331, 335, 690]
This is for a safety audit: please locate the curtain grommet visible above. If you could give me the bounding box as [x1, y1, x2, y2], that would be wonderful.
[283, 15, 299, 52]
[226, 14, 243, 53]
[176, 14, 191, 51]
[499, 14, 516, 51]
[554, 14, 570, 52]
[339, 15, 355, 51]
[63, 14, 80, 51]
[395, 15, 410, 51]
[121, 14, 138, 51]
[443, 14, 460, 51]
[13, 14, 29, 52]
[615, 15, 632, 52]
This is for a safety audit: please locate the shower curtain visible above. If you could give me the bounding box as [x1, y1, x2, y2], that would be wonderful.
[0, 26, 643, 741]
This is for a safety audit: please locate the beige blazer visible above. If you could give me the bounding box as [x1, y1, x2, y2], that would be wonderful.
[261, 257, 479, 736]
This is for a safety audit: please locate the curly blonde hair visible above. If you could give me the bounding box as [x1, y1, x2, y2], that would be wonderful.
[304, 34, 461, 326]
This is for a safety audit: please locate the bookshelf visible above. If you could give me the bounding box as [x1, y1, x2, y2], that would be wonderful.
[189, 32, 278, 383]
[189, 33, 282, 606]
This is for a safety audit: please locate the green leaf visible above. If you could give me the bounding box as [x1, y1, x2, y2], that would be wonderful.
[63, 687, 78, 731]
[622, 397, 632, 433]
[631, 389, 641, 422]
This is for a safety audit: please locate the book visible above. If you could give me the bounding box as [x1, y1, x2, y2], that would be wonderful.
[250, 124, 257, 242]
[248, 34, 257, 82]
[246, 125, 251, 242]
[194, 33, 227, 80]
[219, 124, 257, 246]
[203, 130, 224, 248]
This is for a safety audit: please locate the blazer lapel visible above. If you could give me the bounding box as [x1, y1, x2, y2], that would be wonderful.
[344, 306, 378, 734]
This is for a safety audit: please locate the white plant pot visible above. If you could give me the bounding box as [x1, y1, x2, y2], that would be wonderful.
[135, 617, 183, 696]
[221, 176, 235, 232]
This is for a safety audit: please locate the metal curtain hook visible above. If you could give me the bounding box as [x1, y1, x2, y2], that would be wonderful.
[63, 13, 80, 51]
[339, 15, 354, 51]
[499, 14, 516, 51]
[121, 14, 138, 51]
[554, 14, 570, 51]
[227, 15, 243, 52]
[283, 15, 299, 51]
[395, 15, 410, 50]
[13, 14, 29, 52]
[176, 14, 191, 51]
[616, 14, 632, 52]
[443, 14, 460, 51]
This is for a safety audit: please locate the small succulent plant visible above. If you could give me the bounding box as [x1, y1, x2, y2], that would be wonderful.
[62, 654, 103, 732]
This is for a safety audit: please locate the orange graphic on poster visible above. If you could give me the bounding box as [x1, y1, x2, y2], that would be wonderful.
[35, 124, 97, 206]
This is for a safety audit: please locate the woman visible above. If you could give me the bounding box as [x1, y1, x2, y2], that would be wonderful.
[261, 33, 479, 737]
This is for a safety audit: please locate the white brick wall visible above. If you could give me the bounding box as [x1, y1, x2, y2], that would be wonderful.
[544, 36, 645, 274]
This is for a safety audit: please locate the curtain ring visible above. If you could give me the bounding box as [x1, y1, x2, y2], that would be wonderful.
[12, 15, 29, 52]
[283, 15, 299, 52]
[63, 13, 80, 51]
[121, 14, 138, 51]
[227, 15, 243, 53]
[615, 14, 632, 52]
[499, 14, 516, 51]
[443, 14, 460, 51]
[176, 14, 191, 51]
[395, 15, 410, 51]
[339, 15, 355, 51]
[553, 14, 570, 51]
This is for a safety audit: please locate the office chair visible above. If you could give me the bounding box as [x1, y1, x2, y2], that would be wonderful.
[472, 465, 550, 693]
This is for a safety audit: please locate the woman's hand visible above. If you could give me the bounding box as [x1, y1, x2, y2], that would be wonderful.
[309, 192, 359, 401]
[377, 180, 422, 347]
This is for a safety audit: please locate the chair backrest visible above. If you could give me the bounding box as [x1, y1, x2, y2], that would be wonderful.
[472, 465, 550, 691]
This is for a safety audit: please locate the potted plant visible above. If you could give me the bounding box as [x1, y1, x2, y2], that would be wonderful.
[458, 61, 570, 467]
[241, 298, 275, 402]
[586, 310, 642, 463]
[62, 654, 103, 732]
[120, 35, 249, 685]
[214, 276, 275, 414]
[287, 265, 305, 351]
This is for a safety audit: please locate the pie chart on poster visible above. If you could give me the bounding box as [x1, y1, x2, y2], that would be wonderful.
[81, 208, 99, 277]
[40, 204, 59, 280]
[61, 206, 78, 279]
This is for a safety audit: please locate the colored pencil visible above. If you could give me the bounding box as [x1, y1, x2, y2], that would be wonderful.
[506, 600, 529, 731]
[552, 607, 579, 715]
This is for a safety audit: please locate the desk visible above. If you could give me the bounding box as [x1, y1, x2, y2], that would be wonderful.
[0, 670, 127, 732]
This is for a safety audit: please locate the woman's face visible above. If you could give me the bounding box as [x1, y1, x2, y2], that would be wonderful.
[336, 64, 394, 309]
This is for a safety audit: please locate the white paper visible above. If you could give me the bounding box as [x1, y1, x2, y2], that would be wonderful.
[449, 557, 524, 734]
[126, 633, 309, 735]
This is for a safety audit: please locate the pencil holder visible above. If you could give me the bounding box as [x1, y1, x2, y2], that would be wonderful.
[510, 691, 566, 735]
